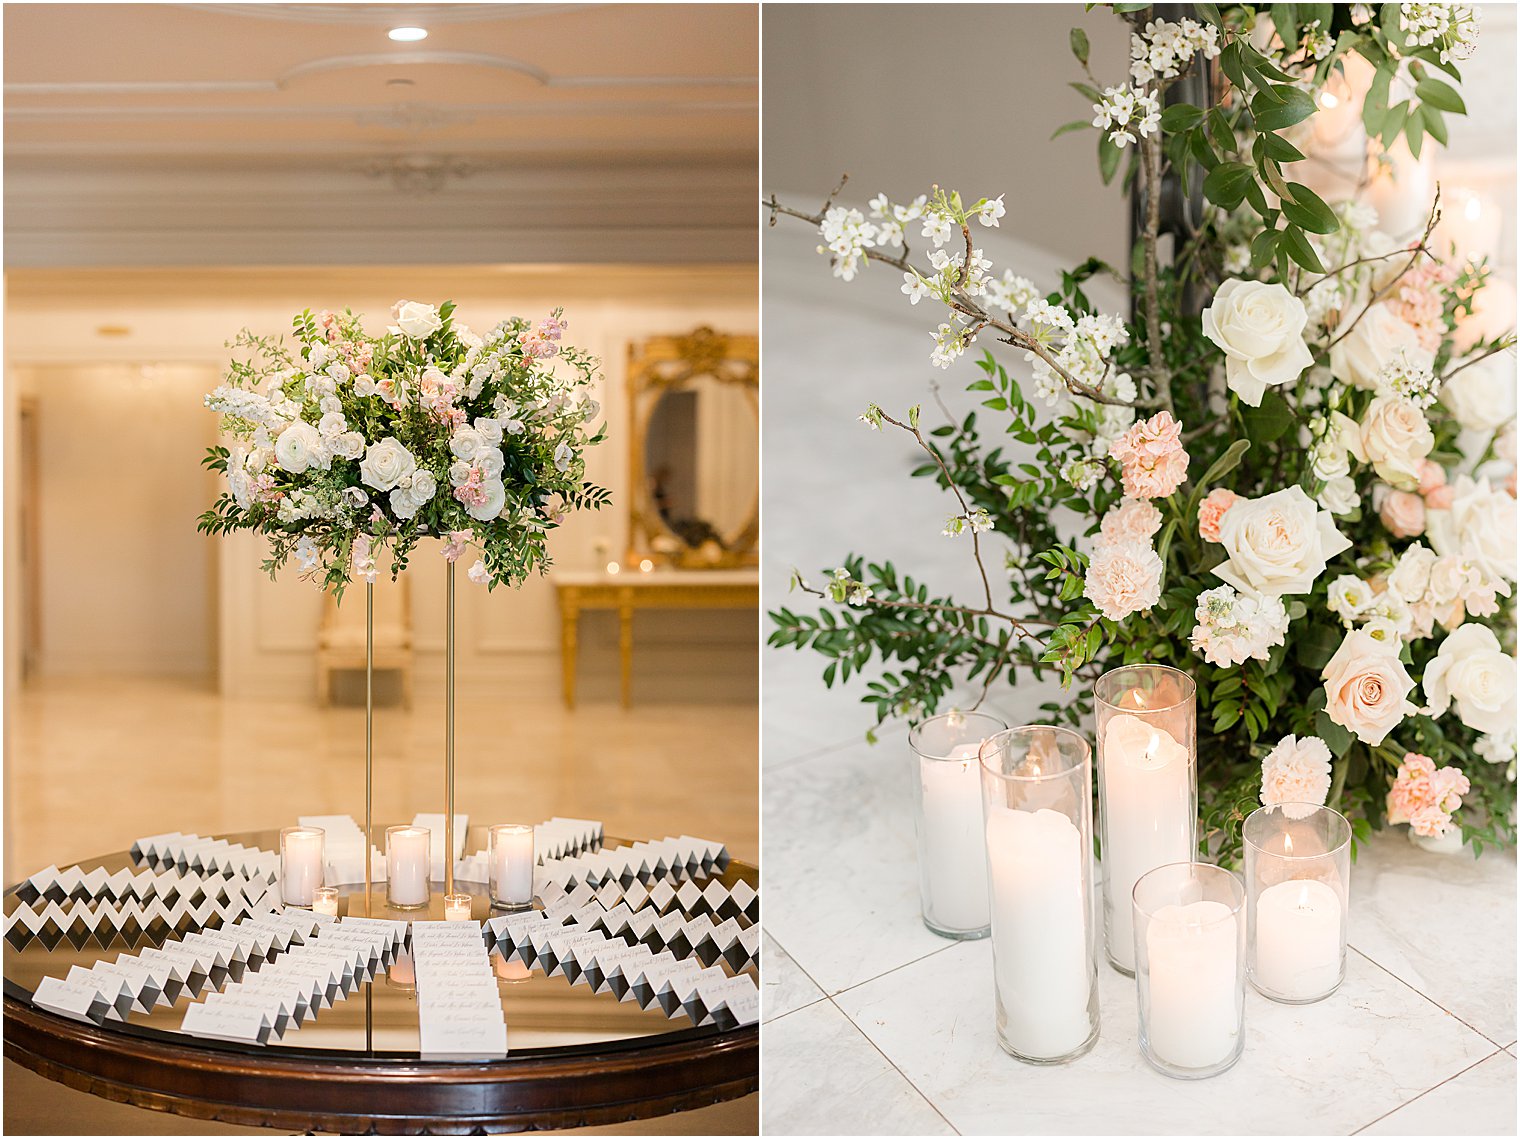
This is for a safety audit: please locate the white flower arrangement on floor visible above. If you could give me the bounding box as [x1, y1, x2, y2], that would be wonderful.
[768, 3, 1515, 860]
[200, 301, 610, 593]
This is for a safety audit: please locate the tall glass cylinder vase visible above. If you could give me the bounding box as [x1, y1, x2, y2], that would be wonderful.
[1095, 665, 1197, 974]
[279, 826, 325, 907]
[1133, 862, 1245, 1079]
[908, 710, 1006, 938]
[979, 725, 1099, 1064]
[1243, 803, 1351, 1004]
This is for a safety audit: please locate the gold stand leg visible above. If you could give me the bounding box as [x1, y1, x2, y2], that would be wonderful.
[560, 593, 579, 710]
[365, 582, 373, 919]
[619, 592, 634, 710]
[445, 560, 456, 901]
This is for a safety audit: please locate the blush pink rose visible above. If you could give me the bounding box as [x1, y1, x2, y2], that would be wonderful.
[1321, 629, 1418, 745]
[1425, 484, 1456, 510]
[1198, 488, 1239, 543]
[1379, 489, 1426, 538]
[1417, 460, 1447, 497]
[1109, 411, 1190, 500]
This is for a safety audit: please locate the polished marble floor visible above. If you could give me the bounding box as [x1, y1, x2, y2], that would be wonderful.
[5, 667, 757, 1135]
[759, 221, 1517, 1136]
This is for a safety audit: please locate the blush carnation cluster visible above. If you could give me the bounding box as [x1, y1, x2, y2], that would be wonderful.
[1386, 752, 1471, 837]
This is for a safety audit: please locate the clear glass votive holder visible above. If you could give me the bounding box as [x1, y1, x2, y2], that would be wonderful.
[1133, 861, 1245, 1080]
[279, 825, 325, 907]
[908, 709, 1007, 939]
[1243, 803, 1351, 1004]
[312, 886, 340, 917]
[1095, 664, 1197, 975]
[979, 725, 1099, 1064]
[386, 824, 431, 910]
[444, 892, 474, 921]
[489, 823, 536, 911]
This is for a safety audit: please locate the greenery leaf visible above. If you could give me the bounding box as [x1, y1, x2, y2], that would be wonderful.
[1415, 76, 1466, 114]
[1279, 182, 1338, 234]
[1240, 389, 1296, 444]
[1161, 103, 1205, 132]
[1070, 27, 1090, 64]
[1203, 161, 1254, 209]
[1279, 223, 1326, 273]
[1251, 86, 1316, 132]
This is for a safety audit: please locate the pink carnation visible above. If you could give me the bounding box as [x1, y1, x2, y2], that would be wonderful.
[1083, 540, 1163, 621]
[441, 530, 471, 563]
[1386, 752, 1470, 837]
[1099, 498, 1163, 546]
[1197, 488, 1238, 543]
[1109, 411, 1190, 499]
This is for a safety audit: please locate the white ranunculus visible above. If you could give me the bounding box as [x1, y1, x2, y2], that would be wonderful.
[1423, 623, 1517, 734]
[1427, 475, 1517, 583]
[1201, 279, 1313, 406]
[393, 300, 443, 340]
[330, 431, 365, 460]
[1329, 301, 1422, 390]
[274, 421, 323, 474]
[1214, 486, 1353, 596]
[1441, 357, 1514, 433]
[359, 437, 417, 492]
[1317, 475, 1360, 516]
[450, 427, 485, 462]
[467, 478, 507, 522]
[1351, 394, 1434, 489]
[476, 449, 505, 479]
[1322, 628, 1418, 745]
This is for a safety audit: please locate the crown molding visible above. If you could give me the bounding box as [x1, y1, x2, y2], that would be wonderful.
[5, 97, 755, 124]
[182, 3, 596, 26]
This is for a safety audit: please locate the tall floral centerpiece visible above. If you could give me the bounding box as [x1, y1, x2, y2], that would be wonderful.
[768, 3, 1515, 860]
[201, 299, 609, 901]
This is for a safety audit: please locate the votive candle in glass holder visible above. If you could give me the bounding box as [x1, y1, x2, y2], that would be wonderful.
[908, 710, 1007, 939]
[312, 887, 340, 917]
[979, 725, 1099, 1064]
[489, 824, 536, 910]
[1095, 664, 1197, 974]
[279, 826, 325, 907]
[1244, 803, 1351, 1004]
[445, 893, 473, 921]
[1133, 861, 1246, 1079]
[386, 825, 431, 910]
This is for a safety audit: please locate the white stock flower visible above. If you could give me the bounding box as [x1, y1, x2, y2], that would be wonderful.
[1190, 584, 1289, 667]
[359, 437, 418, 492]
[1424, 623, 1517, 734]
[1259, 734, 1333, 818]
[1214, 486, 1352, 597]
[1201, 280, 1313, 407]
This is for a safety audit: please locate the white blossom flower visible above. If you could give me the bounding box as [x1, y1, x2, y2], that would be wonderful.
[1092, 84, 1161, 148]
[817, 206, 879, 281]
[1190, 584, 1289, 667]
[467, 559, 491, 585]
[974, 195, 1006, 227]
[901, 272, 931, 305]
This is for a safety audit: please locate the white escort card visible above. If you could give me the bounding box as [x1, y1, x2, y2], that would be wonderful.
[452, 816, 603, 884]
[409, 813, 470, 873]
[410, 918, 508, 1060]
[531, 836, 729, 893]
[129, 833, 281, 881]
[4, 878, 281, 951]
[296, 814, 385, 887]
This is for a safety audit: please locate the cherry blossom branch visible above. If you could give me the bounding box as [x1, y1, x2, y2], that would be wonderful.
[1323, 190, 1443, 354]
[764, 189, 1157, 410]
[1440, 337, 1517, 382]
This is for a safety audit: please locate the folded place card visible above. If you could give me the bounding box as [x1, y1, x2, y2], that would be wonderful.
[411, 917, 508, 1061]
[408, 814, 470, 872]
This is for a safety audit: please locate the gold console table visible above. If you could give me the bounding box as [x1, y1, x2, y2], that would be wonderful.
[553, 569, 758, 708]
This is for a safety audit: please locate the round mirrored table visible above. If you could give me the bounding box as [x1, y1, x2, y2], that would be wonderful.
[3, 827, 758, 1134]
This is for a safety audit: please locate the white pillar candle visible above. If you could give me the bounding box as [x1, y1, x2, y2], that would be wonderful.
[1102, 713, 1192, 971]
[1144, 900, 1240, 1070]
[387, 826, 431, 908]
[490, 825, 535, 908]
[985, 806, 1092, 1060]
[918, 743, 991, 932]
[1252, 879, 1343, 1000]
[445, 893, 473, 921]
[312, 888, 340, 917]
[280, 827, 325, 907]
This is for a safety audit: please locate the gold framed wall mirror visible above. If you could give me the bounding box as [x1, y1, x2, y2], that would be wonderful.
[626, 327, 758, 569]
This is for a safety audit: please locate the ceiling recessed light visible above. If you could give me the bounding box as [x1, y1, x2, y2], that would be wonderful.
[388, 26, 427, 42]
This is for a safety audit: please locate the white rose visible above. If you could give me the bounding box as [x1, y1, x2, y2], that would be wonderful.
[1329, 302, 1422, 390]
[467, 478, 507, 522]
[455, 323, 484, 350]
[1427, 554, 1473, 605]
[1351, 395, 1434, 490]
[450, 427, 485, 462]
[1424, 623, 1517, 734]
[1201, 279, 1313, 407]
[1441, 357, 1514, 434]
[393, 300, 443, 340]
[226, 447, 253, 508]
[318, 411, 347, 438]
[353, 374, 377, 397]
[274, 421, 323, 474]
[330, 431, 365, 460]
[1427, 475, 1517, 583]
[1215, 486, 1353, 596]
[1387, 543, 1436, 602]
[411, 469, 438, 504]
[359, 437, 417, 492]
[476, 449, 504, 479]
[389, 486, 422, 519]
[1322, 629, 1418, 745]
[449, 460, 473, 487]
[1317, 475, 1360, 516]
[474, 417, 504, 446]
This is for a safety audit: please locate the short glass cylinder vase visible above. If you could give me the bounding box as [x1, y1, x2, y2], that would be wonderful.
[489, 823, 536, 911]
[979, 725, 1100, 1064]
[908, 709, 1007, 939]
[1133, 861, 1246, 1080]
[279, 826, 325, 907]
[1095, 664, 1197, 975]
[1243, 803, 1351, 1004]
[386, 824, 432, 910]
